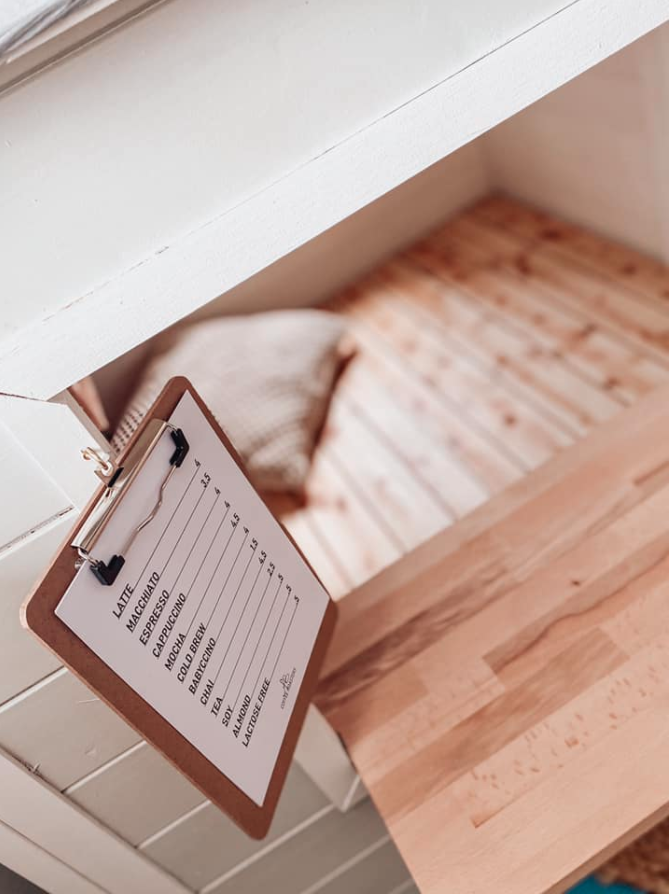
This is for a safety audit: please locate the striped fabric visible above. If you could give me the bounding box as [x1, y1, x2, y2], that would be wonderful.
[112, 310, 351, 495]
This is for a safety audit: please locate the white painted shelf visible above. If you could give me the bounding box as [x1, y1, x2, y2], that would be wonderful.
[1, 0, 668, 398]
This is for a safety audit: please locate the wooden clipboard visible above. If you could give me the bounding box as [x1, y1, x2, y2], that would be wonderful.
[22, 376, 337, 839]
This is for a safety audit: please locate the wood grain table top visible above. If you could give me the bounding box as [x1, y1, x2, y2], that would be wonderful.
[315, 383, 669, 894]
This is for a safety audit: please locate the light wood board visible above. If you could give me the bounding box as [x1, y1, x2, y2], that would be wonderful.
[315, 377, 669, 894]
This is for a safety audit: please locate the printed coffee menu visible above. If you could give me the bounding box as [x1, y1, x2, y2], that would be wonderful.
[56, 391, 329, 806]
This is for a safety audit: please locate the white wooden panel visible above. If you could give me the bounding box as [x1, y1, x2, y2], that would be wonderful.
[189, 141, 490, 320]
[1, 0, 667, 398]
[65, 741, 205, 845]
[0, 392, 108, 510]
[0, 748, 190, 894]
[141, 763, 329, 889]
[293, 706, 365, 811]
[0, 669, 140, 790]
[315, 839, 411, 894]
[0, 514, 73, 705]
[204, 797, 388, 894]
[0, 420, 70, 549]
[0, 819, 104, 894]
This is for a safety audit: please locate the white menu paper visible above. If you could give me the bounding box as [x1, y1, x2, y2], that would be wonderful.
[56, 391, 329, 806]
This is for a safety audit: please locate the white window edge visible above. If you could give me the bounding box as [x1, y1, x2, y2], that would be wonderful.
[0, 0, 165, 94]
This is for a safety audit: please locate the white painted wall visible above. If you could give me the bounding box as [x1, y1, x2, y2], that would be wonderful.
[484, 23, 669, 262]
[198, 141, 491, 319]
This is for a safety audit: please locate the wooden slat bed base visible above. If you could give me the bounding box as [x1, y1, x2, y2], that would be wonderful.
[281, 195, 669, 612]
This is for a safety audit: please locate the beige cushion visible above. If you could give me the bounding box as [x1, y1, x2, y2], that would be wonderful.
[111, 310, 351, 494]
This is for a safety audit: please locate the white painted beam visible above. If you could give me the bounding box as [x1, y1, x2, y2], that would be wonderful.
[1, 0, 667, 398]
[0, 391, 108, 510]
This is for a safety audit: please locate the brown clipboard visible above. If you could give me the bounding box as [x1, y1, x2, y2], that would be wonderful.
[21, 376, 338, 839]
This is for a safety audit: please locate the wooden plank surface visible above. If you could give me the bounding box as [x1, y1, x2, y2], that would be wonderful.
[282, 195, 669, 894]
[280, 194, 669, 620]
[334, 285, 574, 469]
[407, 235, 669, 403]
[315, 379, 669, 894]
[473, 194, 669, 302]
[326, 397, 453, 551]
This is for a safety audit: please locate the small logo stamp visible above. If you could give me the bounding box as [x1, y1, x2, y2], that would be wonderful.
[279, 668, 296, 709]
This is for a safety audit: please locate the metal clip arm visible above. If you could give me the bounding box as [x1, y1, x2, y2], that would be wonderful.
[74, 421, 190, 586]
